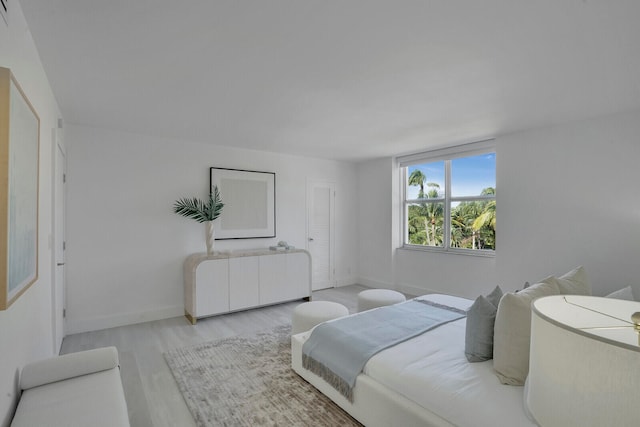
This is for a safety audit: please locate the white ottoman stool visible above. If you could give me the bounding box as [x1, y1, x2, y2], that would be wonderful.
[291, 301, 349, 334]
[357, 289, 406, 312]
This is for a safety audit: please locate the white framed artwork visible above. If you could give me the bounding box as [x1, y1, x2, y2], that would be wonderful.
[0, 0, 7, 26]
[210, 167, 275, 239]
[1, 67, 40, 310]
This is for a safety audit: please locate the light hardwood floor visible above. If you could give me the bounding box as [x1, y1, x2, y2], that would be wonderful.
[60, 284, 383, 427]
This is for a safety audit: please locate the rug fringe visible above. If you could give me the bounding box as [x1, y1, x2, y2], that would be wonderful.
[302, 353, 354, 402]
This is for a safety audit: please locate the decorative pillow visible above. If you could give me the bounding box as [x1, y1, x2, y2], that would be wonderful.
[606, 286, 635, 301]
[515, 281, 531, 293]
[493, 280, 560, 385]
[465, 285, 503, 362]
[486, 284, 503, 307]
[545, 266, 591, 296]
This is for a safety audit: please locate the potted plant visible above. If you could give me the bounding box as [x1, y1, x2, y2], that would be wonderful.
[173, 186, 224, 255]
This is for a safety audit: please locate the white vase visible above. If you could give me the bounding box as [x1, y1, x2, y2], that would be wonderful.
[205, 221, 215, 255]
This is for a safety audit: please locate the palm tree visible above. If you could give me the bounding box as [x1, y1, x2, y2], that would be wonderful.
[450, 207, 468, 248]
[424, 201, 443, 246]
[408, 175, 445, 246]
[426, 182, 440, 198]
[408, 170, 426, 199]
[408, 206, 428, 245]
[472, 200, 495, 249]
[461, 201, 483, 249]
[473, 188, 496, 238]
[472, 200, 496, 230]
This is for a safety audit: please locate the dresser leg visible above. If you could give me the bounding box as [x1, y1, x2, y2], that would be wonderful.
[185, 312, 197, 325]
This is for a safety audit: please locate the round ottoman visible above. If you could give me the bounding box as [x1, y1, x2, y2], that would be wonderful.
[291, 301, 349, 334]
[357, 289, 406, 312]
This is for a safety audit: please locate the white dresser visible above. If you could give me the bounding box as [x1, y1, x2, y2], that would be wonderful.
[183, 249, 311, 324]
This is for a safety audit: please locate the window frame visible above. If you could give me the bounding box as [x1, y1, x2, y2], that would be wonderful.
[399, 140, 496, 257]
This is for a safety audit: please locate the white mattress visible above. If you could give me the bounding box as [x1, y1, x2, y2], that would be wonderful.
[362, 294, 535, 427]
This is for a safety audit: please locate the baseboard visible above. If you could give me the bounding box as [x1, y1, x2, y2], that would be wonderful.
[65, 304, 184, 335]
[341, 278, 464, 299]
[396, 282, 467, 299]
[396, 283, 434, 297]
[335, 275, 357, 287]
[357, 276, 395, 290]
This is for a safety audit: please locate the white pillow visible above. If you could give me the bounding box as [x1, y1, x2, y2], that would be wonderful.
[493, 280, 560, 385]
[20, 347, 119, 390]
[606, 286, 635, 301]
[545, 266, 591, 295]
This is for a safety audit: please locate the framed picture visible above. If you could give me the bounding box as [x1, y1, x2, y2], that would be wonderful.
[0, 0, 7, 26]
[210, 167, 275, 239]
[0, 67, 40, 310]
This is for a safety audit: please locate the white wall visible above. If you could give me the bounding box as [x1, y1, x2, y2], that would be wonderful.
[497, 109, 640, 295]
[358, 109, 640, 299]
[2, 8, 637, 425]
[357, 158, 396, 288]
[357, 156, 497, 298]
[65, 124, 359, 333]
[396, 249, 497, 298]
[0, 2, 62, 425]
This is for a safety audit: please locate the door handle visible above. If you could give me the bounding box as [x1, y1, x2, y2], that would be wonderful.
[57, 263, 65, 266]
[308, 238, 314, 241]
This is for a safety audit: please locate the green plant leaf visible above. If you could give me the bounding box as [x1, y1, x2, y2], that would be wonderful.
[173, 186, 224, 223]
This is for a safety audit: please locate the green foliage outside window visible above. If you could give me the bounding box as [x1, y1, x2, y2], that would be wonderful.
[407, 174, 495, 250]
[407, 193, 495, 249]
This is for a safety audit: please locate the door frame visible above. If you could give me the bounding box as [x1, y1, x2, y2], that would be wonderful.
[306, 180, 336, 290]
[51, 124, 66, 354]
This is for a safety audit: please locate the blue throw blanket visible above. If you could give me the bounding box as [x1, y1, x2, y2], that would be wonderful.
[302, 299, 466, 402]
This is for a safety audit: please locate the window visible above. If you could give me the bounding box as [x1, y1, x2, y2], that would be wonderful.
[399, 141, 496, 255]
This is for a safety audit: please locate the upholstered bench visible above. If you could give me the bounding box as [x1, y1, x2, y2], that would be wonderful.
[11, 346, 130, 427]
[357, 289, 406, 312]
[291, 301, 349, 334]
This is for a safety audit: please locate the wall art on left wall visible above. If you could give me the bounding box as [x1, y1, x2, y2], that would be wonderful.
[0, 67, 40, 310]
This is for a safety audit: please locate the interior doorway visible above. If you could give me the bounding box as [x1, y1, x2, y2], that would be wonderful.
[307, 181, 335, 291]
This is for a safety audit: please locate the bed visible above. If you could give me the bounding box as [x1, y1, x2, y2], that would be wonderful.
[291, 294, 535, 427]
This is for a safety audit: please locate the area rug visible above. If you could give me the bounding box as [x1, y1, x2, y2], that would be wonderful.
[164, 325, 362, 427]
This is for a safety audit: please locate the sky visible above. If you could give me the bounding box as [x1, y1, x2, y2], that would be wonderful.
[406, 153, 495, 199]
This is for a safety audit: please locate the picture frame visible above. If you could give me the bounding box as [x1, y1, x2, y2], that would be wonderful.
[0, 0, 7, 26]
[0, 67, 40, 310]
[210, 167, 275, 239]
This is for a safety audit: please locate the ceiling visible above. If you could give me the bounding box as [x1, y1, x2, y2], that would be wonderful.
[19, 0, 640, 162]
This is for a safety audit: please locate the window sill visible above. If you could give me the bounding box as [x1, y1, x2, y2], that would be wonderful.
[399, 245, 496, 258]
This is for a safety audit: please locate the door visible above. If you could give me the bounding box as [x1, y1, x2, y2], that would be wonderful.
[259, 254, 289, 304]
[195, 259, 229, 316]
[53, 129, 66, 353]
[286, 252, 311, 298]
[307, 181, 335, 290]
[229, 256, 259, 310]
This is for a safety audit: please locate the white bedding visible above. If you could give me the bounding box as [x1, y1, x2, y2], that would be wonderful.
[364, 294, 534, 427]
[292, 294, 536, 427]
